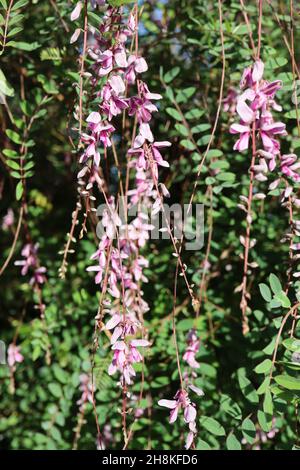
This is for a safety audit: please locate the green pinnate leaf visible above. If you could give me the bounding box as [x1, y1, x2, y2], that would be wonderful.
[274, 375, 300, 390]
[199, 416, 225, 436]
[242, 418, 256, 444]
[226, 432, 242, 450]
[269, 274, 282, 295]
[164, 66, 180, 84]
[259, 283, 272, 302]
[254, 359, 272, 374]
[15, 180, 23, 200]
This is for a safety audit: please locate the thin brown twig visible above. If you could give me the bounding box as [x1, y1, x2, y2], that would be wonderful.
[0, 0, 14, 55]
[79, 0, 89, 135]
[266, 0, 300, 80]
[268, 302, 300, 383]
[239, 0, 263, 335]
[50, 0, 70, 33]
[59, 205, 80, 279]
[169, 0, 226, 320]
[239, 0, 256, 55]
[0, 205, 24, 276]
[256, 0, 263, 60]
[197, 186, 213, 318]
[240, 124, 257, 335]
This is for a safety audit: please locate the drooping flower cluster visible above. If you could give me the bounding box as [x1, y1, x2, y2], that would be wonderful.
[14, 243, 47, 285]
[76, 7, 170, 185]
[76, 5, 170, 391]
[230, 59, 289, 332]
[223, 87, 237, 115]
[108, 338, 150, 385]
[2, 208, 14, 231]
[77, 373, 94, 411]
[280, 154, 300, 183]
[272, 175, 300, 281]
[158, 385, 203, 449]
[183, 329, 200, 370]
[71, 2, 210, 448]
[230, 59, 286, 174]
[7, 343, 24, 369]
[165, 329, 204, 449]
[231, 60, 300, 287]
[87, 196, 152, 386]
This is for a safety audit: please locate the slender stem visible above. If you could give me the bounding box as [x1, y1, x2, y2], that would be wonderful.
[0, 0, 14, 55]
[59, 206, 80, 279]
[256, 0, 263, 60]
[239, 0, 256, 56]
[79, 0, 88, 135]
[172, 261, 184, 389]
[267, 0, 300, 80]
[240, 124, 256, 335]
[146, 145, 195, 302]
[50, 0, 70, 33]
[0, 206, 24, 276]
[197, 186, 213, 319]
[268, 303, 300, 383]
[289, 0, 300, 138]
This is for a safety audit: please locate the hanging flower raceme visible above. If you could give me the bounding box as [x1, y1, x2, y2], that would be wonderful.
[158, 385, 203, 449]
[14, 243, 47, 285]
[223, 87, 237, 114]
[2, 208, 14, 231]
[230, 59, 286, 174]
[78, 1, 172, 394]
[271, 152, 300, 283]
[7, 344, 24, 368]
[230, 59, 288, 334]
[183, 329, 200, 369]
[77, 373, 94, 411]
[280, 154, 300, 183]
[108, 339, 150, 386]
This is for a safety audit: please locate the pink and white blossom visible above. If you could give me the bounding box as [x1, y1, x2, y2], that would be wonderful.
[15, 243, 47, 285]
[230, 60, 286, 167]
[7, 344, 24, 368]
[2, 208, 14, 230]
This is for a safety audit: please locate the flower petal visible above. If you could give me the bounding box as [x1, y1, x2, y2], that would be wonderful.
[184, 405, 197, 423]
[87, 112, 101, 124]
[236, 99, 255, 123]
[70, 2, 82, 21]
[188, 384, 204, 397]
[158, 399, 177, 409]
[109, 75, 125, 95]
[252, 59, 264, 82]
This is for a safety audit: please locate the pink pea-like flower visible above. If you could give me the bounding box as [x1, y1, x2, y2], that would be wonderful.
[7, 344, 24, 368]
[82, 5, 169, 396]
[230, 59, 286, 167]
[183, 329, 200, 369]
[125, 55, 148, 84]
[77, 373, 94, 411]
[158, 386, 203, 449]
[70, 2, 82, 22]
[15, 243, 47, 285]
[2, 208, 14, 230]
[281, 154, 300, 183]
